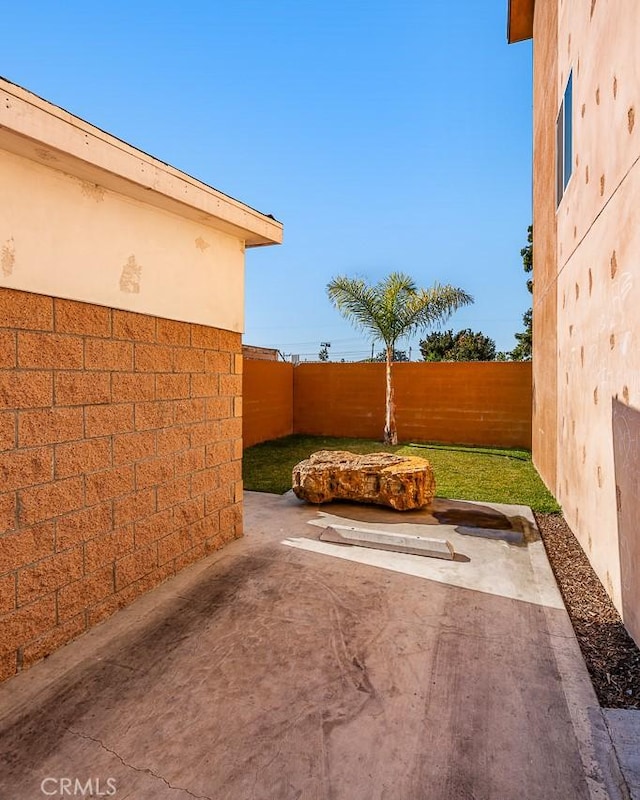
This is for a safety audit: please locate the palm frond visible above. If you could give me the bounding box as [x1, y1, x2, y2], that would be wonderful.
[397, 284, 474, 339]
[326, 276, 388, 343]
[327, 273, 473, 349]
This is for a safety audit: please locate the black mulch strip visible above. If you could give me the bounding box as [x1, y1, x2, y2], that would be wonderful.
[535, 512, 640, 709]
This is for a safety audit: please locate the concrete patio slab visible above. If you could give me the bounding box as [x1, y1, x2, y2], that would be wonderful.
[603, 710, 640, 799]
[0, 491, 632, 800]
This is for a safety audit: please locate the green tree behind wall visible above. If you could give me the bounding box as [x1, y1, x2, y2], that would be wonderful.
[419, 329, 496, 361]
[510, 225, 533, 361]
[372, 348, 409, 362]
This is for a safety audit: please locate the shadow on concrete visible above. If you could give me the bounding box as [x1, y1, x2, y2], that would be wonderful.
[431, 499, 512, 529]
[308, 496, 513, 529]
[298, 494, 538, 547]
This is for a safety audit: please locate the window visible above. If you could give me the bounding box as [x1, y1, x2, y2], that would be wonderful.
[556, 71, 573, 206]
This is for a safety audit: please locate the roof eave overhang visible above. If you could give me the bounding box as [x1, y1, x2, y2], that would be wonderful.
[0, 77, 283, 248]
[507, 0, 534, 43]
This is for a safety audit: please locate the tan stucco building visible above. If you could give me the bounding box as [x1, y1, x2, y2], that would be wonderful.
[0, 78, 282, 679]
[509, 0, 640, 645]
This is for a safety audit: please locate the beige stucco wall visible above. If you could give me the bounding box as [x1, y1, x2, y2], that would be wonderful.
[0, 77, 282, 330]
[0, 149, 245, 331]
[545, 0, 640, 642]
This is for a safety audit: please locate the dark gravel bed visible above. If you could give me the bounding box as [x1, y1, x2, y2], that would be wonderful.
[535, 512, 640, 709]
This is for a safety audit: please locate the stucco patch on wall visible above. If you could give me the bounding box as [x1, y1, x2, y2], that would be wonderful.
[1, 238, 15, 276]
[34, 147, 57, 163]
[79, 180, 105, 203]
[119, 255, 142, 294]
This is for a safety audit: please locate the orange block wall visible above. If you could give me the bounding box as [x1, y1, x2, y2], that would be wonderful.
[243, 360, 532, 449]
[243, 360, 294, 448]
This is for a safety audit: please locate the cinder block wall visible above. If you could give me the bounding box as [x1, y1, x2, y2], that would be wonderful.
[243, 360, 533, 449]
[0, 288, 243, 681]
[243, 359, 293, 447]
[293, 362, 532, 448]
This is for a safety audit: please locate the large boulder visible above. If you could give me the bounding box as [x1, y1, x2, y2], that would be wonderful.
[292, 450, 436, 511]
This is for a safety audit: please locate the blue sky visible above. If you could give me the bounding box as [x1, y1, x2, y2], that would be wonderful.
[2, 1, 532, 360]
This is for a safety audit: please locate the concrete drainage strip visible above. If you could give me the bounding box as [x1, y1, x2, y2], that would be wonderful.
[319, 524, 456, 559]
[317, 513, 527, 561]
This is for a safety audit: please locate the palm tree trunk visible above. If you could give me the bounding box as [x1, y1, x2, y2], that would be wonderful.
[383, 346, 397, 445]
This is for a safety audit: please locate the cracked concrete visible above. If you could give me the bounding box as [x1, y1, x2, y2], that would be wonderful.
[68, 727, 212, 800]
[0, 491, 630, 799]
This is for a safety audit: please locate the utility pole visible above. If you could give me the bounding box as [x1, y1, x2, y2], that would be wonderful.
[319, 342, 331, 362]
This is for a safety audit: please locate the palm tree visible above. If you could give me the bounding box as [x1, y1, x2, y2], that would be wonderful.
[327, 272, 472, 444]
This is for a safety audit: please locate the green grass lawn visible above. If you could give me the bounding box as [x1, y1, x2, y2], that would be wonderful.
[242, 434, 560, 513]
